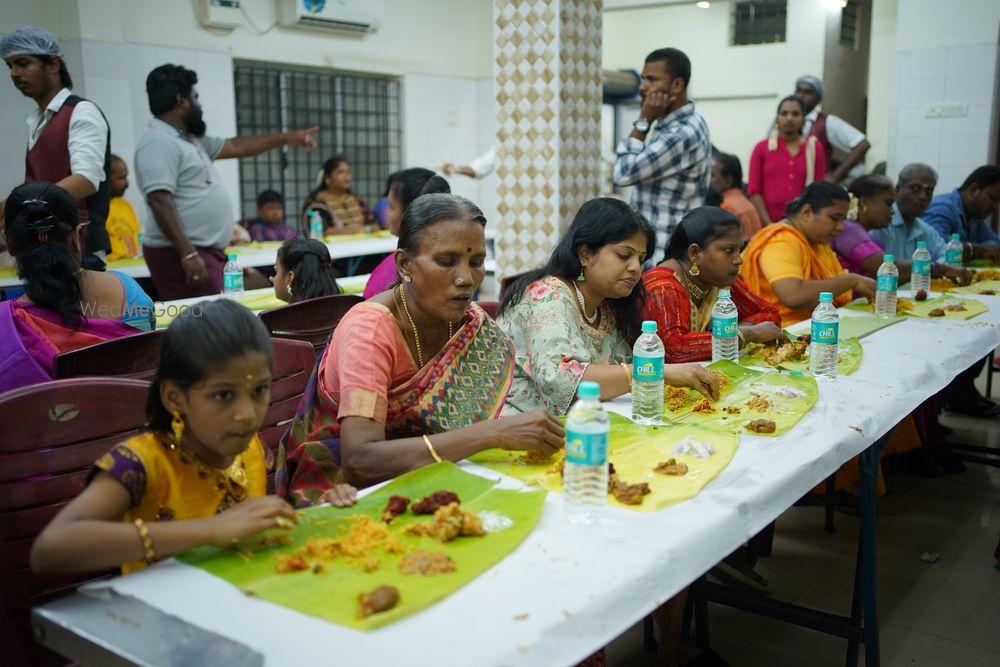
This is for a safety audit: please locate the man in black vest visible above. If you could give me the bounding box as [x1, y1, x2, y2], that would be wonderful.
[1, 26, 111, 270]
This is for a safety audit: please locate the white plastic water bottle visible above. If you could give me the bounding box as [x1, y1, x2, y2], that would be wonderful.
[711, 288, 739, 362]
[945, 233, 964, 266]
[564, 381, 609, 525]
[809, 292, 839, 381]
[222, 252, 244, 298]
[874, 254, 899, 318]
[911, 241, 931, 293]
[309, 209, 325, 241]
[631, 320, 665, 424]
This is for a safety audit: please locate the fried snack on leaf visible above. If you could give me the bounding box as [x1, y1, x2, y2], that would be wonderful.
[412, 490, 460, 515]
[654, 458, 689, 476]
[745, 419, 776, 433]
[382, 495, 410, 523]
[357, 585, 400, 618]
[609, 474, 651, 505]
[399, 550, 456, 575]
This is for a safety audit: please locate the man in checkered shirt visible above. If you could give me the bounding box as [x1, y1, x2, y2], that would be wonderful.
[613, 48, 711, 264]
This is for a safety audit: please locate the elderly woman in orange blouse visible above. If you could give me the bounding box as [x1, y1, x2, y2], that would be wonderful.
[642, 207, 784, 362]
[740, 181, 876, 326]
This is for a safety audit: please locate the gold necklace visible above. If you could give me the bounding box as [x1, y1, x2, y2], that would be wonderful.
[678, 265, 708, 301]
[159, 433, 248, 493]
[397, 285, 454, 368]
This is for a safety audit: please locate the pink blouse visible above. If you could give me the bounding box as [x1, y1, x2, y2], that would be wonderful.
[747, 137, 827, 222]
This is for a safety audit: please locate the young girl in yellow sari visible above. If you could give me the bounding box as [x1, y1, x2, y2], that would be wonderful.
[30, 300, 357, 576]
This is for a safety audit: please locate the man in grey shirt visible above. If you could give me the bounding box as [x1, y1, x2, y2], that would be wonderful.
[135, 64, 317, 299]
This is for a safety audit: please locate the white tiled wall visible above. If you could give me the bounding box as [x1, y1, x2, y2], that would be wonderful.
[887, 42, 999, 190]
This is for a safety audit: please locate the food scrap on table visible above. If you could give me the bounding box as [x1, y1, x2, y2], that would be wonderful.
[357, 585, 400, 618]
[520, 449, 554, 464]
[973, 269, 1000, 281]
[915, 289, 928, 301]
[664, 385, 690, 412]
[654, 458, 689, 476]
[745, 419, 777, 433]
[927, 308, 945, 317]
[712, 370, 729, 389]
[399, 550, 456, 575]
[744, 340, 807, 366]
[943, 301, 968, 312]
[275, 555, 309, 573]
[723, 405, 742, 414]
[896, 298, 915, 314]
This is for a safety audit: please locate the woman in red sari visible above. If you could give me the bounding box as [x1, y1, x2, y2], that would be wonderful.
[277, 193, 563, 505]
[642, 207, 784, 362]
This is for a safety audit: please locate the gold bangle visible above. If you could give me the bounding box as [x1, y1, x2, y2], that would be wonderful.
[619, 362, 632, 391]
[133, 518, 155, 564]
[422, 434, 443, 463]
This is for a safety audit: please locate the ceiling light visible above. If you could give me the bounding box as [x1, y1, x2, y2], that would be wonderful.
[697, 1, 711, 8]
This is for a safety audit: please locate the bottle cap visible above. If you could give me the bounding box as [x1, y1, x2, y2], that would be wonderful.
[818, 292, 833, 303]
[578, 381, 600, 399]
[719, 288, 731, 299]
[227, 253, 238, 261]
[916, 241, 927, 248]
[883, 254, 894, 262]
[641, 320, 657, 333]
[951, 233, 961, 240]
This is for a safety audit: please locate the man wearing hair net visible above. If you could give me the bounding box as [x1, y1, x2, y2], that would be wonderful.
[790, 75, 871, 185]
[1, 26, 112, 270]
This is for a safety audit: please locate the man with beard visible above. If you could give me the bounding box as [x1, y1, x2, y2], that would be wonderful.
[923, 165, 1000, 265]
[135, 64, 317, 299]
[0, 26, 112, 271]
[613, 48, 710, 263]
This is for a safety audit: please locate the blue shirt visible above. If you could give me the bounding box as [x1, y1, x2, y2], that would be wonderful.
[923, 189, 1000, 245]
[870, 205, 948, 263]
[613, 102, 711, 263]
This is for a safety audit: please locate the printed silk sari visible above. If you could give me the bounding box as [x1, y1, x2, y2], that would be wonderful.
[276, 302, 514, 505]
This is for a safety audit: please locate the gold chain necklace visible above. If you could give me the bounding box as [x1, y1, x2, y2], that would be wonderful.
[397, 285, 454, 368]
[678, 264, 708, 301]
[159, 433, 248, 492]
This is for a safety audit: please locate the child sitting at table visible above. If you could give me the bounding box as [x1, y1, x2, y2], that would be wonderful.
[105, 155, 141, 260]
[249, 190, 297, 242]
[30, 300, 357, 576]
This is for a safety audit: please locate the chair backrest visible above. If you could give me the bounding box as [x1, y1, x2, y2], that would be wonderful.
[53, 329, 166, 380]
[499, 271, 528, 301]
[259, 294, 363, 355]
[0, 377, 150, 664]
[260, 338, 316, 491]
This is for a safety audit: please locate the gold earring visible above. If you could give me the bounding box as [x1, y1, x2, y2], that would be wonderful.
[286, 284, 293, 296]
[171, 410, 185, 442]
[690, 263, 701, 277]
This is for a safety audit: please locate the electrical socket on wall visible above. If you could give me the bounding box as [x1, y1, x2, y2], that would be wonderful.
[926, 103, 969, 118]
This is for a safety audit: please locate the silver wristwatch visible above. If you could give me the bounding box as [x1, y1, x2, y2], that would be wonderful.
[633, 118, 651, 133]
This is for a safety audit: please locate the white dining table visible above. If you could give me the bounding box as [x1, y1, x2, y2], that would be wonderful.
[31, 293, 1000, 667]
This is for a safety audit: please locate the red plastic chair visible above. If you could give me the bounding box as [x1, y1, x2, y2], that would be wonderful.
[53, 329, 166, 380]
[259, 294, 363, 355]
[0, 377, 151, 665]
[260, 338, 316, 491]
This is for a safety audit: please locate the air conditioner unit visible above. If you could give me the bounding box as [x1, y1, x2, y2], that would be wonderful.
[276, 0, 383, 34]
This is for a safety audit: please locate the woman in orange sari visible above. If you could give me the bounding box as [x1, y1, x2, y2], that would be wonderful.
[277, 193, 563, 504]
[740, 181, 875, 326]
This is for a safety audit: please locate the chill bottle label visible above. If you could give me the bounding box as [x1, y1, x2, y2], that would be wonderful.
[712, 315, 738, 338]
[565, 430, 608, 466]
[912, 259, 930, 276]
[946, 248, 962, 264]
[811, 320, 839, 344]
[876, 275, 897, 292]
[632, 355, 664, 382]
[224, 272, 243, 291]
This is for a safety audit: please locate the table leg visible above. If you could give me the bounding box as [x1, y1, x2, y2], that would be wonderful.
[857, 436, 883, 667]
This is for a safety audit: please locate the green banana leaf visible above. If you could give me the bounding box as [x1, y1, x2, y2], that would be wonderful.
[845, 295, 987, 320]
[950, 279, 1000, 296]
[741, 337, 863, 375]
[675, 371, 818, 436]
[177, 462, 546, 631]
[662, 359, 765, 417]
[471, 413, 738, 511]
[966, 258, 999, 268]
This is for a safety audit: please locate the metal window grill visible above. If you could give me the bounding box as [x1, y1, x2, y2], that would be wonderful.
[233, 61, 401, 221]
[731, 0, 787, 46]
[840, 1, 860, 49]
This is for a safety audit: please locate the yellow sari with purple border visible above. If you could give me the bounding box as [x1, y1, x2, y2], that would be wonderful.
[276, 303, 514, 505]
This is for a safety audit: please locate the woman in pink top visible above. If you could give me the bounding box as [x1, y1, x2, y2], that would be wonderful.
[747, 96, 827, 225]
[362, 168, 450, 299]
